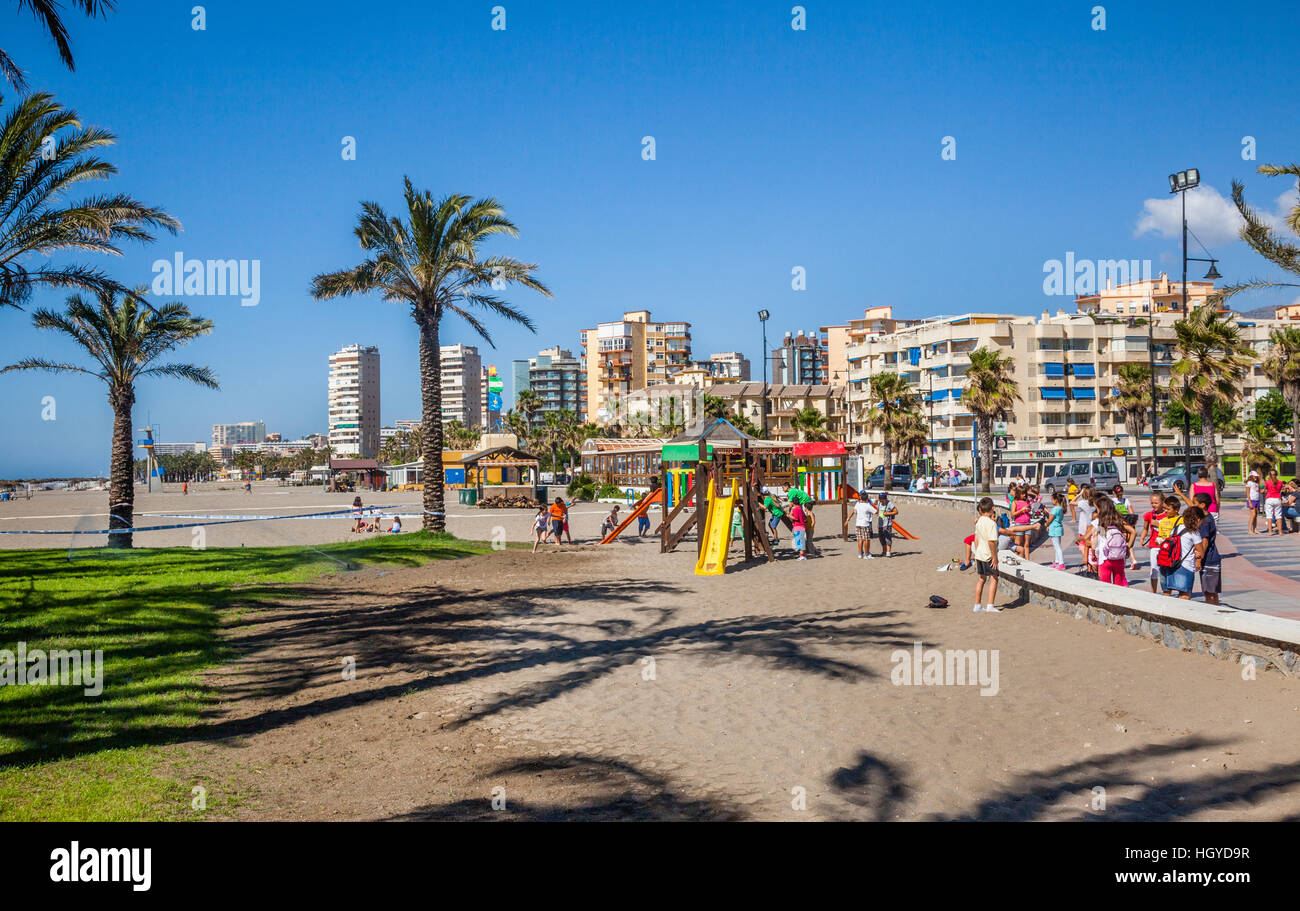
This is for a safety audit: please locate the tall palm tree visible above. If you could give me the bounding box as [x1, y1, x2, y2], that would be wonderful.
[2, 287, 215, 547]
[1171, 306, 1255, 476]
[963, 347, 1020, 493]
[311, 178, 549, 532]
[859, 371, 921, 491]
[1210, 162, 1300, 310]
[0, 92, 178, 309]
[1112, 363, 1154, 477]
[1261, 326, 1300, 449]
[503, 408, 531, 449]
[2, 1, 114, 97]
[791, 406, 832, 442]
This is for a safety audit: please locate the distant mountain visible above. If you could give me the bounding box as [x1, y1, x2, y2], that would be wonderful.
[1236, 305, 1280, 319]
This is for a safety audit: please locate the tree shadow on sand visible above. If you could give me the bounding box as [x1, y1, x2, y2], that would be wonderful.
[826, 735, 1300, 821]
[385, 754, 745, 821]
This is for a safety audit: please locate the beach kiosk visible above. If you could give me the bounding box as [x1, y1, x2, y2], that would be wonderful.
[459, 445, 541, 504]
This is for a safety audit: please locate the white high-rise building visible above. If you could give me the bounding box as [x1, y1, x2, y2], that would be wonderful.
[440, 344, 483, 427]
[328, 344, 381, 457]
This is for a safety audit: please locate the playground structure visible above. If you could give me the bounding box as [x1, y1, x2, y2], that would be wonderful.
[598, 486, 664, 545]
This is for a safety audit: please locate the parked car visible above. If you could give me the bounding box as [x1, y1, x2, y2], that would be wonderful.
[944, 468, 971, 487]
[864, 464, 913, 489]
[1149, 465, 1225, 494]
[1042, 458, 1122, 495]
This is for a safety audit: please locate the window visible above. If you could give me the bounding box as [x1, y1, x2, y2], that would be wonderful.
[1043, 464, 1057, 478]
[1071, 463, 1090, 476]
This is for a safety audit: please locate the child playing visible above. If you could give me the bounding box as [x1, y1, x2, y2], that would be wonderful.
[600, 504, 621, 538]
[1139, 492, 1166, 593]
[761, 490, 786, 546]
[877, 493, 898, 557]
[790, 500, 808, 560]
[1010, 486, 1032, 559]
[548, 497, 569, 547]
[1074, 487, 1095, 575]
[1046, 491, 1066, 568]
[531, 506, 549, 554]
[387, 515, 402, 534]
[844, 489, 877, 559]
[972, 497, 1001, 612]
[1094, 499, 1129, 586]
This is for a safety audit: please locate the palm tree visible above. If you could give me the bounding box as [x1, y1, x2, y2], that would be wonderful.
[2, 1, 113, 97]
[2, 287, 215, 547]
[0, 92, 178, 309]
[1241, 421, 1283, 476]
[443, 419, 479, 451]
[1171, 306, 1255, 476]
[701, 393, 729, 419]
[963, 347, 1020, 493]
[503, 408, 531, 449]
[790, 406, 832, 442]
[728, 409, 761, 438]
[514, 389, 541, 427]
[311, 179, 549, 532]
[1112, 363, 1154, 476]
[1261, 326, 1300, 450]
[859, 371, 921, 491]
[1209, 162, 1300, 310]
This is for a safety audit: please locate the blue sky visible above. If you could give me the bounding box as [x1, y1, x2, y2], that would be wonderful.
[2, 0, 1296, 476]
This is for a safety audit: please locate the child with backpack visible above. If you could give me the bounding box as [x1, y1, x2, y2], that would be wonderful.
[1158, 505, 1204, 599]
[1095, 499, 1130, 586]
[1193, 491, 1221, 605]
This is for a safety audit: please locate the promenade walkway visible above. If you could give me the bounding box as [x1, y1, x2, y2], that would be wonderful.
[1213, 507, 1300, 620]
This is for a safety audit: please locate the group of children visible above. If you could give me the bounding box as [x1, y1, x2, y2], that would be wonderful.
[349, 497, 402, 534]
[964, 479, 1224, 612]
[843, 490, 900, 560]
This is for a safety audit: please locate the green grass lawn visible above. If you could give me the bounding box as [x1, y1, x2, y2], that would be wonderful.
[0, 532, 493, 820]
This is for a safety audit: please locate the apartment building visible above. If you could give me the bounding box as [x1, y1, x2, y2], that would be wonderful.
[1074, 273, 1216, 316]
[153, 442, 208, 456]
[439, 343, 483, 428]
[581, 310, 691, 425]
[211, 421, 265, 448]
[710, 382, 847, 443]
[327, 344, 381, 458]
[380, 420, 420, 441]
[845, 308, 1287, 469]
[771, 330, 828, 385]
[704, 352, 751, 380]
[511, 346, 587, 426]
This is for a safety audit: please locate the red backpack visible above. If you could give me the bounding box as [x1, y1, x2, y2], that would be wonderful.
[1156, 522, 1185, 571]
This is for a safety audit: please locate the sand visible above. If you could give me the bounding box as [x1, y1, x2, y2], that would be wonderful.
[0, 482, 617, 550]
[165, 500, 1300, 821]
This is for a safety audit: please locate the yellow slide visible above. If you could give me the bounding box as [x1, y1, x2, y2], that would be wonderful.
[694, 477, 737, 575]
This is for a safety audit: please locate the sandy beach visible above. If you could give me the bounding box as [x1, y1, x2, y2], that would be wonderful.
[156, 499, 1300, 821]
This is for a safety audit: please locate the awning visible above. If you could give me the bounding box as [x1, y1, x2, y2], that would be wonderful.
[792, 441, 847, 457]
[1071, 387, 1097, 399]
[1071, 363, 1096, 378]
[1040, 388, 1067, 400]
[1044, 363, 1065, 378]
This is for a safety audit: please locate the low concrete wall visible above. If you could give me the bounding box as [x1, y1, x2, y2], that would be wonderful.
[996, 552, 1300, 677]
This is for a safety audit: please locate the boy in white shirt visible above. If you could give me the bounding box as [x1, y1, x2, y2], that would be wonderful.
[972, 497, 1002, 612]
[843, 489, 879, 559]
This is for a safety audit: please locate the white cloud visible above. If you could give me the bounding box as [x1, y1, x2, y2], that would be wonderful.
[1135, 180, 1300, 246]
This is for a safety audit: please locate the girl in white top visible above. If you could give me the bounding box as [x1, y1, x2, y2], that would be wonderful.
[1074, 488, 1096, 574]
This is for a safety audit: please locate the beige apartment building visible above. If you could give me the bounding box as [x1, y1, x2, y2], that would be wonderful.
[1074, 273, 1216, 316]
[439, 343, 483, 428]
[582, 310, 692, 424]
[846, 303, 1287, 470]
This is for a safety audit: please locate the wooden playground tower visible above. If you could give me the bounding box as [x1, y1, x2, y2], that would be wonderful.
[657, 433, 851, 568]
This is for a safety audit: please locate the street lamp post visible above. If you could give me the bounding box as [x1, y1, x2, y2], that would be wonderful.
[1168, 168, 1223, 485]
[758, 310, 770, 439]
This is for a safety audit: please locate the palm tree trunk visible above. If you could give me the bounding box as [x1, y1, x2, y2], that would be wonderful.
[1292, 410, 1299, 470]
[1200, 403, 1218, 477]
[883, 440, 893, 491]
[418, 312, 446, 533]
[108, 387, 135, 549]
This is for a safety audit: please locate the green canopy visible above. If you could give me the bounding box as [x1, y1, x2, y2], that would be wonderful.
[661, 442, 714, 462]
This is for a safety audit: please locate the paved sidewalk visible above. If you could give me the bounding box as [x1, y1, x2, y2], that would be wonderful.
[1213, 508, 1300, 620]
